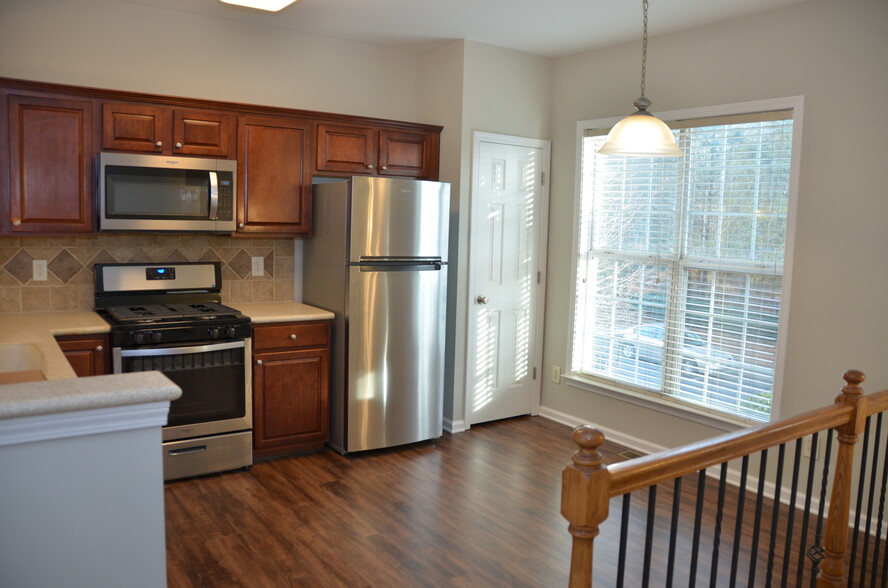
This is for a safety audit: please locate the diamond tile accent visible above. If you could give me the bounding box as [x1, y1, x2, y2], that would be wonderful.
[4, 250, 34, 284]
[228, 250, 253, 279]
[88, 249, 119, 271]
[164, 249, 189, 263]
[49, 249, 83, 283]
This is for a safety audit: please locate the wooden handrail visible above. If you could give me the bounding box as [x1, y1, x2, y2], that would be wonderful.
[562, 369, 881, 587]
[608, 402, 853, 496]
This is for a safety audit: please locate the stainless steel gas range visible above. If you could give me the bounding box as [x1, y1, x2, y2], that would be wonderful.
[94, 262, 252, 481]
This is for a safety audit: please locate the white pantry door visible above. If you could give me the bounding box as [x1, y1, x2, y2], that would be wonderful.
[466, 132, 550, 426]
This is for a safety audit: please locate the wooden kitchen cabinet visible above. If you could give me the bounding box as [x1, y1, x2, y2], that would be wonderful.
[237, 115, 312, 236]
[1, 92, 95, 234]
[55, 333, 111, 377]
[102, 102, 234, 157]
[252, 321, 330, 458]
[316, 123, 439, 180]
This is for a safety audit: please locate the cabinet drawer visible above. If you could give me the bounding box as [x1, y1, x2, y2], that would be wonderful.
[253, 322, 329, 350]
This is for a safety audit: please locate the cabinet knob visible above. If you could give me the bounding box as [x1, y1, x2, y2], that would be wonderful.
[175, 142, 183, 149]
[155, 141, 163, 148]
[238, 223, 245, 229]
[12, 219, 21, 226]
[381, 166, 387, 171]
[256, 359, 263, 366]
[367, 164, 374, 169]
[289, 334, 297, 340]
[96, 345, 103, 352]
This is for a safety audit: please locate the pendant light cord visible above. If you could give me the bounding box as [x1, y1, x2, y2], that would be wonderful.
[640, 0, 648, 100]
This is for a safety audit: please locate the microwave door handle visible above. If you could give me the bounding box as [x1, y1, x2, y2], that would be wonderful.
[208, 171, 219, 220]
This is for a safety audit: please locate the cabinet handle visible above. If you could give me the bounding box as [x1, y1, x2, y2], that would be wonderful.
[175, 142, 183, 149]
[12, 219, 21, 226]
[289, 334, 297, 340]
[367, 164, 374, 169]
[238, 223, 245, 229]
[96, 345, 103, 352]
[155, 141, 163, 148]
[256, 359, 263, 366]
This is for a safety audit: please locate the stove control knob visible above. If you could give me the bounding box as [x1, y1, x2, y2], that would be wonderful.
[132, 332, 145, 345]
[226, 327, 238, 338]
[208, 327, 221, 339]
[151, 331, 163, 344]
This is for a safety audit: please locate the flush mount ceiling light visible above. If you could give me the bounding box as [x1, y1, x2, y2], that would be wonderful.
[598, 0, 683, 157]
[220, 0, 299, 11]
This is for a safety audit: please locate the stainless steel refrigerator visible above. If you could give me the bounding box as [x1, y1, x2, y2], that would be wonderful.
[302, 176, 449, 453]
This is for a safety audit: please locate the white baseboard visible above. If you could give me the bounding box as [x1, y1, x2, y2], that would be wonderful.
[444, 418, 467, 434]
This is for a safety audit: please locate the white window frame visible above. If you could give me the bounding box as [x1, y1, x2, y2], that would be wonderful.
[565, 96, 804, 431]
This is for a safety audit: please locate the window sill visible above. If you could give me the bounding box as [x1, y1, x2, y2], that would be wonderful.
[562, 372, 763, 433]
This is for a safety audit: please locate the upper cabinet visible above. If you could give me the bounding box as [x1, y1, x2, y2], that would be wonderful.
[0, 78, 442, 237]
[237, 116, 312, 236]
[316, 123, 439, 180]
[102, 102, 234, 158]
[1, 91, 95, 234]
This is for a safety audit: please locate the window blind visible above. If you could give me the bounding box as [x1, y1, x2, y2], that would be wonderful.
[572, 110, 795, 422]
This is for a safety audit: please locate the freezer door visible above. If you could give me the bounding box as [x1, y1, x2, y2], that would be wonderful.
[349, 177, 449, 260]
[346, 262, 447, 452]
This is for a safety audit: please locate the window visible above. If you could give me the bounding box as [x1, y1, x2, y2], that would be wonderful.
[569, 99, 801, 423]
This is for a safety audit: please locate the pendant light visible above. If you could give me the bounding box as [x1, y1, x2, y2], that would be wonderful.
[597, 0, 683, 157]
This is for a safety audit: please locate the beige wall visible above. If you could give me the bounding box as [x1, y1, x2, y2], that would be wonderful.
[543, 0, 888, 447]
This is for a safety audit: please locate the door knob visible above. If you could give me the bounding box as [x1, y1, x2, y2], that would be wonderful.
[476, 295, 489, 305]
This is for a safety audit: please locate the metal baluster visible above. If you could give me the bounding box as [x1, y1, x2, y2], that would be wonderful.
[873, 415, 888, 588]
[616, 493, 631, 588]
[709, 463, 729, 587]
[689, 469, 707, 588]
[666, 477, 682, 588]
[642, 485, 657, 588]
[797, 432, 819, 587]
[860, 414, 883, 586]
[781, 439, 804, 585]
[765, 443, 786, 588]
[730, 455, 750, 588]
[849, 416, 873, 588]
[808, 431, 834, 587]
[749, 449, 770, 588]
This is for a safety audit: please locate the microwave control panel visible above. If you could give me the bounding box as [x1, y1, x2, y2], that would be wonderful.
[218, 172, 234, 221]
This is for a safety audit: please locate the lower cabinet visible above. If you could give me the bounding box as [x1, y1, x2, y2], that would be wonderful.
[55, 333, 111, 377]
[252, 321, 330, 459]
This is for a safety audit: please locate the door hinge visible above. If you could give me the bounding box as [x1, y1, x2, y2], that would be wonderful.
[541, 171, 545, 186]
[533, 367, 537, 380]
[537, 271, 541, 284]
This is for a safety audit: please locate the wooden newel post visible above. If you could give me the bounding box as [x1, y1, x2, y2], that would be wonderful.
[561, 426, 611, 588]
[818, 369, 868, 587]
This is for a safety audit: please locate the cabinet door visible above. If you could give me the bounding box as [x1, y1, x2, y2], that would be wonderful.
[377, 129, 439, 180]
[253, 347, 330, 457]
[102, 102, 166, 152]
[237, 116, 312, 236]
[172, 109, 233, 157]
[55, 334, 111, 377]
[4, 94, 95, 234]
[315, 123, 375, 175]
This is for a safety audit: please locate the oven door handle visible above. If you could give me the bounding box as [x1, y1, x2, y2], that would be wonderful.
[117, 340, 245, 358]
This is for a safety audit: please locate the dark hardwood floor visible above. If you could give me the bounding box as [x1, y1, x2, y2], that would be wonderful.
[165, 416, 623, 587]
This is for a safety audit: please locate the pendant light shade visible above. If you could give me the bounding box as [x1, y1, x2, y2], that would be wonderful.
[598, 98, 683, 157]
[597, 0, 683, 158]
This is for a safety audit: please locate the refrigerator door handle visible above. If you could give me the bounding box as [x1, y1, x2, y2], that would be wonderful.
[357, 256, 443, 264]
[355, 262, 443, 272]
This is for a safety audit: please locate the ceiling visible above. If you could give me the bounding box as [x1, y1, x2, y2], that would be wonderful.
[124, 0, 806, 58]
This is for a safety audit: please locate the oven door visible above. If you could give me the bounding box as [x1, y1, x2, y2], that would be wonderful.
[113, 339, 252, 442]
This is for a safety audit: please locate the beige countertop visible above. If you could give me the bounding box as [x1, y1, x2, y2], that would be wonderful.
[0, 302, 331, 421]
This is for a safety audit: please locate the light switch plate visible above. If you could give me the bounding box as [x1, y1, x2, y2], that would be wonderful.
[251, 256, 264, 276]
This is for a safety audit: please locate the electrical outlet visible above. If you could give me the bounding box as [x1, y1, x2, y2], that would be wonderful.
[552, 365, 562, 384]
[251, 256, 264, 277]
[32, 260, 48, 281]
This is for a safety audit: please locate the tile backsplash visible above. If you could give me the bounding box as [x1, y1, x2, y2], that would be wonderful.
[0, 234, 296, 313]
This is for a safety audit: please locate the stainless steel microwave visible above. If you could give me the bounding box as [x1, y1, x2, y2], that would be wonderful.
[98, 153, 237, 233]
